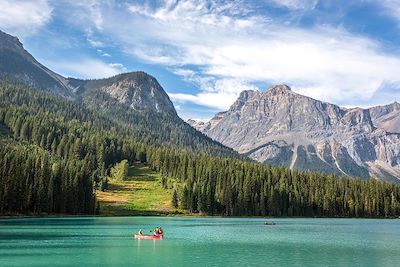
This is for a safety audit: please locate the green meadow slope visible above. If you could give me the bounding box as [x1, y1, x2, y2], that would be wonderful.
[96, 163, 181, 216]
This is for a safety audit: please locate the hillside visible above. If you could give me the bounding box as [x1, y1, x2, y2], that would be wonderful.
[0, 30, 73, 97]
[97, 163, 179, 216]
[0, 30, 237, 158]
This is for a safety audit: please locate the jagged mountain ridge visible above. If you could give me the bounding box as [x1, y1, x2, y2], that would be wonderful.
[189, 85, 400, 182]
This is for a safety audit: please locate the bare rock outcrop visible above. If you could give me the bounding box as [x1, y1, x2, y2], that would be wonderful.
[190, 85, 400, 182]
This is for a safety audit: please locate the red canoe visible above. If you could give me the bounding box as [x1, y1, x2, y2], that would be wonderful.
[134, 234, 164, 240]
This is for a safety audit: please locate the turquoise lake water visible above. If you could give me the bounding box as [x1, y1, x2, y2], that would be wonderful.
[0, 217, 399, 267]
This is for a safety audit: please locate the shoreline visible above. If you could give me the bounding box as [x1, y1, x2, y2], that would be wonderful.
[1, 213, 399, 220]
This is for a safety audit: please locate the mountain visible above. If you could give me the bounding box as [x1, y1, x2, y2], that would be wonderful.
[369, 102, 400, 133]
[0, 30, 73, 97]
[1, 30, 400, 218]
[189, 85, 400, 182]
[69, 72, 176, 115]
[0, 30, 236, 156]
[0, 30, 177, 115]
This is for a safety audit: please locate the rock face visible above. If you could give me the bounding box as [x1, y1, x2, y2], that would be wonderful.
[190, 85, 400, 182]
[369, 102, 400, 133]
[0, 30, 176, 115]
[72, 72, 176, 114]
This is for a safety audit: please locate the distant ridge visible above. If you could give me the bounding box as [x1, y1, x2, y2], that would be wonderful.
[189, 85, 400, 182]
[0, 29, 237, 157]
[0, 30, 175, 115]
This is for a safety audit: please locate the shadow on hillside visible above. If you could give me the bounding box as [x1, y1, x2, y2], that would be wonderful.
[125, 164, 157, 181]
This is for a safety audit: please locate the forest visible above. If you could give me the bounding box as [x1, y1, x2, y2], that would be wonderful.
[0, 81, 399, 217]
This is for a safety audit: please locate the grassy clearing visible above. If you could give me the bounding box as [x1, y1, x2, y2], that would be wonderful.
[96, 162, 181, 216]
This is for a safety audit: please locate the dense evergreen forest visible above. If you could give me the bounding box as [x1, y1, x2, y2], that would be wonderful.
[0, 82, 399, 217]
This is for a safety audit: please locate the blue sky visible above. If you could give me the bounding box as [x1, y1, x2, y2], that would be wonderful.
[1, 0, 400, 120]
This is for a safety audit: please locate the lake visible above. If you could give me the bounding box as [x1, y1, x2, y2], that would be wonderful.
[0, 217, 399, 267]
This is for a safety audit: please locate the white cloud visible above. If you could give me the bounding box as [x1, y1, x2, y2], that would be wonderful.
[87, 38, 104, 48]
[56, 1, 103, 31]
[102, 0, 400, 109]
[45, 58, 125, 79]
[267, 0, 318, 10]
[0, 0, 52, 37]
[169, 78, 259, 110]
[97, 49, 111, 57]
[108, 63, 127, 72]
[378, 0, 400, 24]
[18, 0, 400, 111]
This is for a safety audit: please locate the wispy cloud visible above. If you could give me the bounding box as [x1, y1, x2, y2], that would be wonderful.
[104, 0, 400, 109]
[0, 0, 52, 37]
[54, 1, 103, 31]
[378, 0, 400, 24]
[266, 0, 318, 10]
[44, 58, 125, 79]
[6, 0, 400, 112]
[169, 78, 259, 110]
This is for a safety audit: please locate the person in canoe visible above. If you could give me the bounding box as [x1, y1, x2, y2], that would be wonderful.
[153, 227, 160, 236]
[152, 227, 164, 236]
[137, 229, 143, 235]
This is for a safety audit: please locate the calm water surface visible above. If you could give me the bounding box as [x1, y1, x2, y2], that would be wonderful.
[0, 217, 399, 267]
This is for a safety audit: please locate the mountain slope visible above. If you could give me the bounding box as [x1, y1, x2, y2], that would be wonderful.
[190, 85, 400, 182]
[69, 72, 176, 115]
[0, 30, 237, 157]
[0, 30, 73, 97]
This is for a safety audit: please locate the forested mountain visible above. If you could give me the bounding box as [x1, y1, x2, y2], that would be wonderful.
[1, 30, 400, 217]
[1, 82, 400, 217]
[0, 30, 235, 157]
[190, 85, 400, 183]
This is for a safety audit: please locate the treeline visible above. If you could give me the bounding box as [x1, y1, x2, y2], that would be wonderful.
[0, 82, 157, 214]
[146, 151, 400, 217]
[0, 143, 95, 214]
[80, 85, 238, 158]
[0, 82, 400, 217]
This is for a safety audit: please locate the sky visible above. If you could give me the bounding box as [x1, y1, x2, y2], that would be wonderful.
[1, 0, 400, 120]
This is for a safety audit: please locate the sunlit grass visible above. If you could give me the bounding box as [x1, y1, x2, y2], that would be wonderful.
[97, 162, 181, 216]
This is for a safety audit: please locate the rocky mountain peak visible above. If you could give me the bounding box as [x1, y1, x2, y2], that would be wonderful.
[82, 72, 177, 114]
[191, 84, 400, 182]
[230, 90, 259, 111]
[267, 84, 292, 93]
